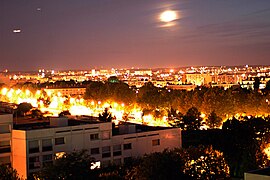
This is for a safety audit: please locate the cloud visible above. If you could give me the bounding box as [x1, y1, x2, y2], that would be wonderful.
[244, 8, 270, 16]
[194, 21, 270, 43]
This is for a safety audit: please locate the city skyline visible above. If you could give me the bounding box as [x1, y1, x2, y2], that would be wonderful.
[1, 0, 270, 71]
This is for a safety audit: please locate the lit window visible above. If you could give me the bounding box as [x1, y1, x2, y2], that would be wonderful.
[91, 161, 101, 170]
[55, 152, 65, 159]
[152, 139, 160, 146]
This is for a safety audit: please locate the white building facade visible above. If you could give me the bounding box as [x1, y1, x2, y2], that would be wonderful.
[12, 118, 181, 179]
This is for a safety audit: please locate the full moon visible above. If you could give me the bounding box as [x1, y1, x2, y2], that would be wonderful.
[159, 10, 178, 23]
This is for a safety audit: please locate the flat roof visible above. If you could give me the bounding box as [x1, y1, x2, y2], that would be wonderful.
[13, 117, 104, 131]
[0, 112, 13, 115]
[248, 167, 270, 176]
[112, 122, 175, 136]
[42, 87, 86, 89]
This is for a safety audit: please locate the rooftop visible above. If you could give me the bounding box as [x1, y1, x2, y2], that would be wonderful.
[13, 116, 176, 136]
[248, 167, 270, 176]
[13, 116, 102, 131]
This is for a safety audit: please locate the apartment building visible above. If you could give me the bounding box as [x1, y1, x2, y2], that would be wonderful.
[43, 87, 86, 96]
[183, 73, 212, 86]
[0, 113, 13, 165]
[12, 117, 182, 179]
[245, 167, 270, 180]
[211, 73, 242, 84]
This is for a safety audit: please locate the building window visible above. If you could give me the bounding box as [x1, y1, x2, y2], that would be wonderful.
[0, 141, 11, 153]
[101, 131, 110, 140]
[55, 137, 65, 145]
[102, 146, 111, 158]
[42, 154, 53, 167]
[123, 143, 132, 150]
[90, 133, 99, 140]
[90, 133, 99, 141]
[91, 148, 100, 155]
[0, 125, 10, 134]
[113, 158, 121, 165]
[29, 156, 40, 169]
[0, 156, 10, 165]
[113, 145, 122, 156]
[152, 139, 160, 146]
[29, 140, 39, 154]
[42, 139, 52, 152]
[101, 160, 111, 167]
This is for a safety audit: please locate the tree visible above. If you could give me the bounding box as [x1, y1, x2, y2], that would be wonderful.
[107, 76, 119, 83]
[181, 107, 204, 130]
[137, 82, 164, 109]
[99, 108, 113, 122]
[265, 80, 270, 92]
[109, 147, 230, 180]
[30, 109, 43, 119]
[0, 163, 21, 180]
[35, 150, 97, 180]
[220, 117, 270, 177]
[132, 149, 191, 180]
[183, 146, 230, 179]
[107, 82, 136, 104]
[17, 102, 32, 116]
[59, 110, 71, 117]
[84, 81, 107, 101]
[254, 77, 260, 91]
[206, 111, 222, 129]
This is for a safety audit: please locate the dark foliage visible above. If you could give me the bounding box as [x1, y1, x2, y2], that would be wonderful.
[0, 163, 21, 180]
[35, 149, 98, 180]
[99, 108, 113, 122]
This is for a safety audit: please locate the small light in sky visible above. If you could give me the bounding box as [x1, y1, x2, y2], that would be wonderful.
[37, 7, 41, 11]
[13, 29, 21, 33]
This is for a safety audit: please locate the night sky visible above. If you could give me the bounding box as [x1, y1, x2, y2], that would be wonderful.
[1, 0, 270, 71]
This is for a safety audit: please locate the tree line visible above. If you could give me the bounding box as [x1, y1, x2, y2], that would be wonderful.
[182, 116, 270, 177]
[9, 78, 270, 120]
[84, 80, 270, 118]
